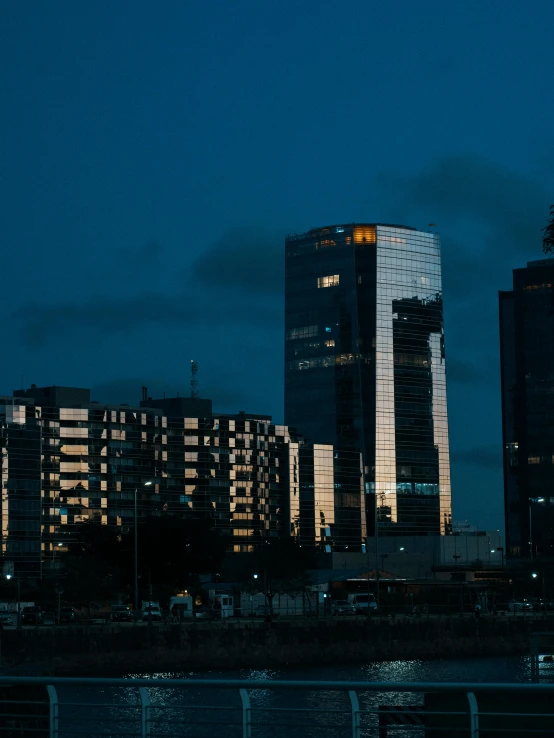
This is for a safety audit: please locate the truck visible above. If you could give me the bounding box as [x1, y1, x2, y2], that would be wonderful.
[169, 595, 194, 620]
[141, 601, 162, 622]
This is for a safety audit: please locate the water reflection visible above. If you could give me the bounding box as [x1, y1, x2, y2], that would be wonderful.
[56, 657, 536, 738]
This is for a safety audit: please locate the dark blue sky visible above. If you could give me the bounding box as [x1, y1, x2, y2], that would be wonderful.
[2, 1, 554, 531]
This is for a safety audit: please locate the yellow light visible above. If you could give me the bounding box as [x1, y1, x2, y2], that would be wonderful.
[354, 226, 376, 244]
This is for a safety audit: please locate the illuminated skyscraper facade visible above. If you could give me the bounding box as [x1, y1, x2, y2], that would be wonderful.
[285, 223, 452, 538]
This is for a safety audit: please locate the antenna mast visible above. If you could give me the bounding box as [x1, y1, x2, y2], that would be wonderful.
[190, 360, 199, 398]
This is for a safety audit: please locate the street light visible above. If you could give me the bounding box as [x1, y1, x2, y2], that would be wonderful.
[134, 481, 153, 616]
[495, 547, 504, 580]
[6, 575, 21, 630]
[362, 540, 371, 617]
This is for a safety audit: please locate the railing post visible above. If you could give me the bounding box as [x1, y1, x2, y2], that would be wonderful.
[239, 688, 252, 738]
[139, 687, 151, 737]
[466, 691, 479, 738]
[348, 690, 361, 738]
[47, 685, 58, 738]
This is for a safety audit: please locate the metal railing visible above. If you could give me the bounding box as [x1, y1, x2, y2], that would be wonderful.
[0, 676, 554, 737]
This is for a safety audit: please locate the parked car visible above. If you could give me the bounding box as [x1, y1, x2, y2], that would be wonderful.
[111, 606, 132, 622]
[0, 614, 13, 626]
[58, 607, 75, 624]
[507, 599, 533, 612]
[348, 594, 378, 614]
[331, 600, 356, 616]
[142, 605, 162, 622]
[22, 606, 43, 625]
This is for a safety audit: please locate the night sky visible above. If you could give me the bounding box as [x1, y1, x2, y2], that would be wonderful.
[2, 1, 554, 531]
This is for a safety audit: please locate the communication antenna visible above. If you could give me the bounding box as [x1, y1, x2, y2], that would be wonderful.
[190, 360, 199, 399]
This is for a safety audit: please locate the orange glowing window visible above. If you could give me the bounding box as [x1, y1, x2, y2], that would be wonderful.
[354, 227, 376, 245]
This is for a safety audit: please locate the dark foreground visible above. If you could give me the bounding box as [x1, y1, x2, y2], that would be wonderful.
[0, 614, 543, 676]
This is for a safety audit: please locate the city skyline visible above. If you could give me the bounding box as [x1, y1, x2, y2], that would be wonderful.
[2, 2, 554, 532]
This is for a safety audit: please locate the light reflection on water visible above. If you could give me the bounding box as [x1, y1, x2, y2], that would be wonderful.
[57, 657, 536, 738]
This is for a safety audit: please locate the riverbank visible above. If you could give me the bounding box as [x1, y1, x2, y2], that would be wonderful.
[0, 615, 540, 676]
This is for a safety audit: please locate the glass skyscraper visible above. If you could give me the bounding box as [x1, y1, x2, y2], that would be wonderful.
[285, 223, 452, 538]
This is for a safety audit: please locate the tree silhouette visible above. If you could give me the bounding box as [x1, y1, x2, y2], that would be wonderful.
[238, 537, 316, 616]
[543, 204, 554, 255]
[58, 517, 226, 607]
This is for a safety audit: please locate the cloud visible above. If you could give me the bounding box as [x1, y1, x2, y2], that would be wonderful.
[10, 226, 288, 347]
[378, 154, 547, 238]
[12, 289, 281, 347]
[446, 352, 499, 386]
[450, 445, 502, 470]
[377, 154, 550, 296]
[90, 376, 272, 417]
[189, 227, 283, 295]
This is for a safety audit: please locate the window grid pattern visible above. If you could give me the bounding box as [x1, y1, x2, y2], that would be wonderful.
[375, 226, 451, 535]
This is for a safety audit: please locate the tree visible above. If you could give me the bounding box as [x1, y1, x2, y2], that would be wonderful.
[543, 204, 554, 255]
[125, 515, 227, 600]
[63, 523, 128, 609]
[64, 516, 227, 605]
[242, 538, 316, 616]
[62, 555, 124, 612]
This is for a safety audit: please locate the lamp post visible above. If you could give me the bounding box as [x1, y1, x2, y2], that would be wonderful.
[362, 539, 372, 619]
[495, 547, 504, 580]
[134, 481, 152, 616]
[53, 542, 63, 570]
[6, 575, 21, 630]
[453, 554, 462, 614]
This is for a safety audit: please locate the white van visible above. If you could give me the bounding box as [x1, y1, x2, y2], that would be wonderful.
[348, 593, 377, 613]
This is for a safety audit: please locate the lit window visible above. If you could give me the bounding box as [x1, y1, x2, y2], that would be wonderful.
[353, 226, 376, 244]
[318, 275, 340, 288]
[324, 339, 335, 347]
[528, 456, 540, 465]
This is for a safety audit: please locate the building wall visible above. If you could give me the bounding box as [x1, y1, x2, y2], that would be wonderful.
[0, 402, 42, 577]
[500, 259, 554, 558]
[374, 225, 451, 536]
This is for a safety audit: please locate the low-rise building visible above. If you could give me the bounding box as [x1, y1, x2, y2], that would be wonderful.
[1, 385, 367, 576]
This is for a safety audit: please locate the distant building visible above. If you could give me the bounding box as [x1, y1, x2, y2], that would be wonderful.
[285, 223, 452, 539]
[500, 259, 554, 558]
[0, 385, 366, 576]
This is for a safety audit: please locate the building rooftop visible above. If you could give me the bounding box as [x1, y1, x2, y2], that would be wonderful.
[526, 258, 554, 268]
[287, 222, 420, 238]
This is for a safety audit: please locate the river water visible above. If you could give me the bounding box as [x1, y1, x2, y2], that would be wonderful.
[55, 656, 545, 737]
